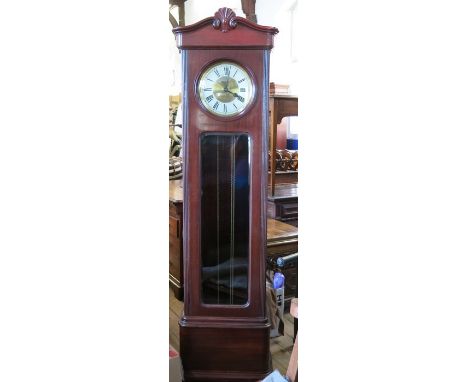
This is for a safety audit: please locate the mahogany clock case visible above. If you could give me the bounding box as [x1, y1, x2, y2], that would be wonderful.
[173, 9, 279, 381]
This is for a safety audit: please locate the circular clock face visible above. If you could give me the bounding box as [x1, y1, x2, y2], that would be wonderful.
[197, 61, 255, 117]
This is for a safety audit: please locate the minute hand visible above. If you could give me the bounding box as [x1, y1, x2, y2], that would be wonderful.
[224, 87, 241, 99]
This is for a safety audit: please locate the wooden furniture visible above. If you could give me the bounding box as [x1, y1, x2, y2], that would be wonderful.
[170, 180, 298, 303]
[169, 179, 184, 301]
[173, 9, 278, 381]
[241, 0, 257, 23]
[267, 183, 298, 226]
[269, 149, 298, 185]
[269, 95, 298, 196]
[266, 219, 298, 304]
[271, 170, 297, 184]
[169, 0, 187, 28]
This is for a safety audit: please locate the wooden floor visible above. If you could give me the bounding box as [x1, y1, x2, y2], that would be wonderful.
[169, 288, 295, 376]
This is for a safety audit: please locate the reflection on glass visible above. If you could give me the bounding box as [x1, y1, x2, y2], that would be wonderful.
[200, 133, 250, 305]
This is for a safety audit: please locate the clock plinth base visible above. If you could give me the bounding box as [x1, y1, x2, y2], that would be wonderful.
[179, 316, 271, 382]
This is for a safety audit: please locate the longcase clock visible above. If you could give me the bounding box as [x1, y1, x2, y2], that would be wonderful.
[173, 8, 278, 382]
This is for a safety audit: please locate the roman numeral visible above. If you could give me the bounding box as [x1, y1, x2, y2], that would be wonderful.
[213, 101, 219, 110]
[223, 66, 230, 76]
[206, 95, 213, 102]
[238, 95, 245, 103]
[240, 88, 246, 92]
[233, 69, 238, 77]
[223, 104, 227, 113]
[204, 88, 212, 91]
[233, 103, 238, 110]
[207, 78, 214, 82]
[238, 78, 246, 83]
[214, 68, 220, 77]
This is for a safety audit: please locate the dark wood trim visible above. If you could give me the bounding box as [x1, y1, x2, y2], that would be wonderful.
[173, 9, 276, 34]
[173, 7, 278, 50]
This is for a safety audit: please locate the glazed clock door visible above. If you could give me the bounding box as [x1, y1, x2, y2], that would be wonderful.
[200, 133, 250, 305]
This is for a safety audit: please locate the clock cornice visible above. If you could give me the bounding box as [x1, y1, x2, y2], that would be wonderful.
[173, 7, 278, 50]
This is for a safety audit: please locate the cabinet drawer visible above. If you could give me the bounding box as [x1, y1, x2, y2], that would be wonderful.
[279, 202, 298, 219]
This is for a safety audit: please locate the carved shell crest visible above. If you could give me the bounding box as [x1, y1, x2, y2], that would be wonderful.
[212, 7, 237, 32]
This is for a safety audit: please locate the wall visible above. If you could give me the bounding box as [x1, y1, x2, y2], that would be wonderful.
[256, 0, 299, 94]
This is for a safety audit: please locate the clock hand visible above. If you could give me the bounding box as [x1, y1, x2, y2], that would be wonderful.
[223, 87, 240, 99]
[231, 91, 241, 99]
[221, 77, 231, 93]
[222, 78, 238, 96]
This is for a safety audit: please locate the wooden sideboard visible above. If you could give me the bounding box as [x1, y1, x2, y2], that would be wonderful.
[169, 179, 298, 302]
[169, 179, 184, 300]
[269, 95, 298, 196]
[268, 94, 298, 227]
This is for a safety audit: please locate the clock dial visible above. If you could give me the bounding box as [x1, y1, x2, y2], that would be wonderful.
[198, 61, 255, 117]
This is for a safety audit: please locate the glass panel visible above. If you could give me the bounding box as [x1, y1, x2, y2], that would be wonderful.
[200, 133, 250, 305]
